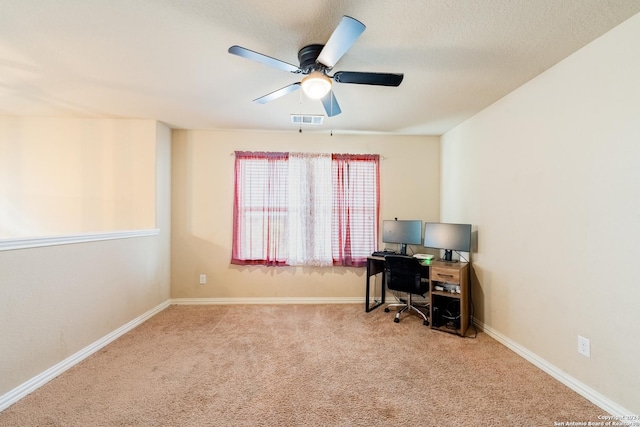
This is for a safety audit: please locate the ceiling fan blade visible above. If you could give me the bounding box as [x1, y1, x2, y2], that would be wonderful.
[320, 90, 342, 117]
[253, 82, 301, 104]
[228, 45, 300, 73]
[333, 71, 404, 86]
[316, 16, 366, 68]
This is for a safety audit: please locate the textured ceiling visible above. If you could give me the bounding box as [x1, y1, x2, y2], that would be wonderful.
[2, 1, 639, 135]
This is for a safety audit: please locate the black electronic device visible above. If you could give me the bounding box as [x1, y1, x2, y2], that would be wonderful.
[431, 297, 460, 330]
[432, 306, 441, 328]
[382, 219, 422, 255]
[423, 222, 472, 262]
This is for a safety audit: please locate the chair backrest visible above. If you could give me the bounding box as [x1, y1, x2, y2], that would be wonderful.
[384, 255, 428, 295]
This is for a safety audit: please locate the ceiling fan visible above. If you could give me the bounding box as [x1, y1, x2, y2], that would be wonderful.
[228, 15, 404, 117]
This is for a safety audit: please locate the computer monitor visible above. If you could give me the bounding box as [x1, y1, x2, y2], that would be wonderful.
[423, 222, 472, 262]
[382, 219, 422, 255]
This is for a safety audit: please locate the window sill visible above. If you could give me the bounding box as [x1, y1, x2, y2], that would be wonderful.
[0, 229, 160, 251]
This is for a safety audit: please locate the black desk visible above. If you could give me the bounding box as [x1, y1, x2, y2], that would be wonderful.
[365, 256, 386, 312]
[365, 255, 430, 312]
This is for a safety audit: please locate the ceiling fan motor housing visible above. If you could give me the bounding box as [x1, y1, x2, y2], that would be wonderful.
[298, 44, 326, 73]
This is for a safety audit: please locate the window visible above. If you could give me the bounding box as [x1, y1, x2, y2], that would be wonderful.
[232, 151, 379, 267]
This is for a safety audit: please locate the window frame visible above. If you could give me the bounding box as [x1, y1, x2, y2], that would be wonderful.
[231, 151, 379, 267]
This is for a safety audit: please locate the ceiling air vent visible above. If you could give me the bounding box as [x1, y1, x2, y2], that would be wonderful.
[291, 114, 324, 125]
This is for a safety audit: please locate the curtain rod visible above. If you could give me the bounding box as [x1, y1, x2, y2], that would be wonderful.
[230, 152, 385, 159]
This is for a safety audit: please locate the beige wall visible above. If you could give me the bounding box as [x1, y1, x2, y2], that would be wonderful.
[0, 120, 171, 397]
[441, 13, 640, 413]
[0, 118, 156, 238]
[171, 130, 440, 299]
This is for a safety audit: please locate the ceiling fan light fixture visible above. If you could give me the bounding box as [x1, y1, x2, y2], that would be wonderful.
[301, 72, 331, 99]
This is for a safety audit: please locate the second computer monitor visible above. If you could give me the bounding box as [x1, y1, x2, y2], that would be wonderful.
[423, 222, 472, 262]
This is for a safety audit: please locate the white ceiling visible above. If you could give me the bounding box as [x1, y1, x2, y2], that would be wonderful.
[2, 1, 639, 135]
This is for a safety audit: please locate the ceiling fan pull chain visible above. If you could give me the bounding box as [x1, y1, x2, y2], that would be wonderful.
[299, 89, 303, 133]
[330, 92, 333, 136]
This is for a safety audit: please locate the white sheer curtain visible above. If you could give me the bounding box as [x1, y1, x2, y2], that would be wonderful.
[286, 153, 333, 266]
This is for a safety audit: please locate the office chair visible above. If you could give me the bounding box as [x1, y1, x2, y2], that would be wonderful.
[383, 255, 430, 326]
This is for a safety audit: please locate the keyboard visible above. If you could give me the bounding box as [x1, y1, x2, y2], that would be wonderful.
[371, 251, 398, 257]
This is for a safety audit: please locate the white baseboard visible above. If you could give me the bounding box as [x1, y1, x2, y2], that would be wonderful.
[170, 297, 364, 305]
[474, 319, 634, 418]
[0, 300, 170, 412]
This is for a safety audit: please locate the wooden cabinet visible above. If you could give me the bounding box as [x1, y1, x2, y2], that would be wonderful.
[429, 261, 470, 336]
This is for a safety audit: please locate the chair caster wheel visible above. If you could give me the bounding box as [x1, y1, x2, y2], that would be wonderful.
[423, 320, 430, 326]
[393, 318, 399, 323]
[384, 307, 390, 313]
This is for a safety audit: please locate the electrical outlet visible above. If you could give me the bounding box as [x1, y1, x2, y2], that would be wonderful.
[199, 274, 207, 285]
[578, 335, 590, 358]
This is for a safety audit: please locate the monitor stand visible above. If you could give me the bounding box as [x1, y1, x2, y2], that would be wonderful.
[440, 249, 459, 263]
[399, 244, 407, 255]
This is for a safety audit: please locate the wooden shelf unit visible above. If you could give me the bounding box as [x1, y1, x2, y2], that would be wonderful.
[429, 261, 470, 336]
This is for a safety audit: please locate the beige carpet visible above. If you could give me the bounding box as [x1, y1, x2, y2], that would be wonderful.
[0, 304, 604, 426]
